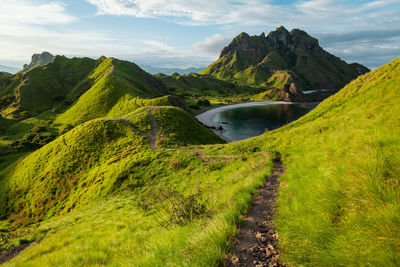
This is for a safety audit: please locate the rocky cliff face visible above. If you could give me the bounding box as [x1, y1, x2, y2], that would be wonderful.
[201, 26, 370, 99]
[22, 52, 54, 73]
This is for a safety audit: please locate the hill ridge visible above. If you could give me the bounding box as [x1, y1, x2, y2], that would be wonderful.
[201, 26, 369, 95]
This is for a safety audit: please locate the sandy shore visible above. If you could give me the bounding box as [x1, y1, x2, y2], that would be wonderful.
[195, 101, 290, 127]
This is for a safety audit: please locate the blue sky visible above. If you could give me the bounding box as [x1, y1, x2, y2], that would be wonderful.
[1, 0, 399, 70]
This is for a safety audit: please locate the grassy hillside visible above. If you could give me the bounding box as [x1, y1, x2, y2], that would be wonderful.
[1, 57, 398, 266]
[0, 106, 274, 266]
[0, 56, 184, 163]
[0, 56, 168, 121]
[217, 57, 400, 265]
[155, 72, 268, 112]
[0, 56, 101, 119]
[54, 58, 169, 126]
[0, 106, 222, 223]
[155, 72, 262, 97]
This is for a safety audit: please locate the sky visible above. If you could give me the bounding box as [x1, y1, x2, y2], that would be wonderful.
[0, 0, 399, 70]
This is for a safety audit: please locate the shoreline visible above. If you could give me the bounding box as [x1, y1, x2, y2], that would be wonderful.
[195, 100, 291, 128]
[195, 101, 293, 142]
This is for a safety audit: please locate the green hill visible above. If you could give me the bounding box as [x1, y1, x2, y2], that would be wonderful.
[220, 56, 400, 265]
[1, 57, 398, 266]
[54, 57, 169, 126]
[155, 72, 263, 97]
[0, 55, 101, 119]
[0, 106, 223, 224]
[0, 56, 168, 121]
[201, 26, 369, 95]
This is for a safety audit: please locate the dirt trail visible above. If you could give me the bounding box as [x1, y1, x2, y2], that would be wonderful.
[227, 160, 285, 267]
[147, 108, 160, 149]
[117, 107, 243, 162]
[0, 243, 30, 265]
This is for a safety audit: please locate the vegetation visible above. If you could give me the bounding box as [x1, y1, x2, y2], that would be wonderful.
[155, 72, 265, 113]
[201, 26, 369, 91]
[0, 105, 271, 266]
[215, 57, 400, 265]
[0, 53, 398, 266]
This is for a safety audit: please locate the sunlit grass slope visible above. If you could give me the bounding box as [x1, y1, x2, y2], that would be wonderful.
[0, 106, 223, 223]
[3, 56, 399, 266]
[0, 55, 169, 124]
[218, 57, 400, 265]
[2, 106, 272, 266]
[49, 57, 168, 126]
[0, 56, 101, 119]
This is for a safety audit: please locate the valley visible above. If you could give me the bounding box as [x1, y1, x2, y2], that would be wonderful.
[0, 25, 399, 267]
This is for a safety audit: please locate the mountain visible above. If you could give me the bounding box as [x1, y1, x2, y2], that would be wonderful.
[140, 64, 204, 75]
[201, 26, 369, 97]
[22, 51, 54, 72]
[0, 55, 171, 123]
[0, 65, 20, 74]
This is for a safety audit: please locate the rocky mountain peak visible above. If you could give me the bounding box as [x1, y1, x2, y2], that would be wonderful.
[22, 51, 54, 72]
[220, 32, 261, 58]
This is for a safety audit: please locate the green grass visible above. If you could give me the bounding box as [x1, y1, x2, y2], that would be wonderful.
[216, 57, 400, 265]
[1, 56, 399, 266]
[1, 106, 272, 266]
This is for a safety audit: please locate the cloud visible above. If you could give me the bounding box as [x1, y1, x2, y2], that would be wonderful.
[85, 0, 400, 30]
[192, 34, 231, 56]
[318, 29, 400, 45]
[142, 40, 173, 53]
[0, 0, 117, 67]
[0, 0, 76, 26]
[1, 0, 398, 70]
[325, 42, 400, 69]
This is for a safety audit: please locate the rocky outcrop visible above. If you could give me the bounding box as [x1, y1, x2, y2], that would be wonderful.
[22, 52, 54, 72]
[280, 82, 304, 102]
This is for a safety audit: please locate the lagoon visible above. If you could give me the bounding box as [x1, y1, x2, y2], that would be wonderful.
[196, 101, 317, 142]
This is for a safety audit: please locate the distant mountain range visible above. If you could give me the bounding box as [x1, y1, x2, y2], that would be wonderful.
[201, 26, 369, 100]
[140, 64, 204, 75]
[0, 64, 20, 74]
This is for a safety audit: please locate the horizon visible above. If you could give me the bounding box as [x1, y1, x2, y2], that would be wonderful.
[1, 0, 400, 70]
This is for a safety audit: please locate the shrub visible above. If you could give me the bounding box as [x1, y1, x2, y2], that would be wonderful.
[32, 125, 47, 133]
[197, 99, 211, 106]
[156, 189, 210, 227]
[188, 104, 200, 110]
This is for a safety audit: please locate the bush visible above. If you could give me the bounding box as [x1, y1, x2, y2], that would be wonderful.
[188, 104, 200, 110]
[197, 99, 211, 106]
[156, 189, 210, 227]
[32, 125, 47, 133]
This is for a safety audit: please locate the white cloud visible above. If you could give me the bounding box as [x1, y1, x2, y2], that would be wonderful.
[192, 34, 231, 56]
[0, 0, 118, 67]
[142, 40, 173, 53]
[85, 0, 400, 31]
[0, 0, 76, 26]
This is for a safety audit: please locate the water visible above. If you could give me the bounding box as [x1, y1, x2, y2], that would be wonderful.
[197, 102, 317, 142]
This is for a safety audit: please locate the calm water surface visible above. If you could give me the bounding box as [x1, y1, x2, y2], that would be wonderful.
[200, 103, 317, 142]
